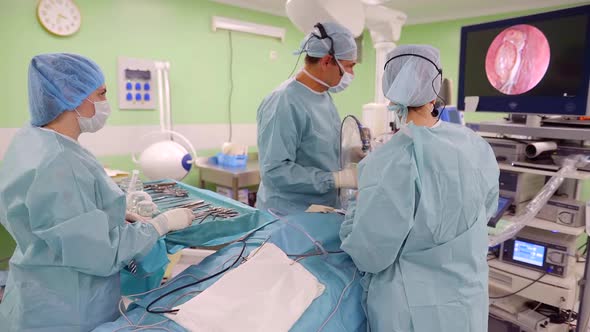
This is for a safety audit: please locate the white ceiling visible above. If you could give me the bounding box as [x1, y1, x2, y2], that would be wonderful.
[212, 0, 589, 25]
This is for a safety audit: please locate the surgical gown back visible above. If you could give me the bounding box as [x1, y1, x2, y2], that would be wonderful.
[0, 126, 160, 332]
[340, 121, 499, 332]
[256, 78, 340, 215]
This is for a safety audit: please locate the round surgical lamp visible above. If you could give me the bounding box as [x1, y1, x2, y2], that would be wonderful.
[286, 0, 366, 38]
[132, 130, 197, 181]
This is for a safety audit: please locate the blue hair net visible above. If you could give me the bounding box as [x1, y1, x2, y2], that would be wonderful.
[382, 45, 442, 111]
[28, 53, 105, 126]
[297, 22, 357, 61]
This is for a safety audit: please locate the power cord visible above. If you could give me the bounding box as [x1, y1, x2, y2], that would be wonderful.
[287, 35, 314, 78]
[145, 240, 247, 314]
[577, 241, 588, 262]
[490, 272, 547, 299]
[227, 30, 234, 142]
[525, 301, 578, 325]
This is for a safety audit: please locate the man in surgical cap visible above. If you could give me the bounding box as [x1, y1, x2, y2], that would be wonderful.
[340, 45, 499, 332]
[0, 53, 194, 331]
[256, 22, 359, 215]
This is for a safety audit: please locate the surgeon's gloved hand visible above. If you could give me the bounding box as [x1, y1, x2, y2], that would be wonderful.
[306, 204, 336, 213]
[333, 167, 358, 189]
[147, 208, 194, 236]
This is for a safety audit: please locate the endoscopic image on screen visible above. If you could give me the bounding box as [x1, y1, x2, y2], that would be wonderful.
[485, 24, 550, 95]
[462, 14, 588, 97]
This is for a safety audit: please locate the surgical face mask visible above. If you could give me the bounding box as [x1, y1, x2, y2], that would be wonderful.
[75, 98, 111, 133]
[302, 59, 354, 93]
[329, 60, 354, 93]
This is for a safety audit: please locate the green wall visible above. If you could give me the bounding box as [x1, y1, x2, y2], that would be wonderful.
[0, 0, 376, 185]
[0, 0, 376, 264]
[0, 0, 375, 129]
[0, 1, 589, 262]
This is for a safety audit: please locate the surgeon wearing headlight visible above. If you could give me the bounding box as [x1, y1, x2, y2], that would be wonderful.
[256, 22, 362, 215]
[0, 53, 194, 332]
[340, 45, 499, 332]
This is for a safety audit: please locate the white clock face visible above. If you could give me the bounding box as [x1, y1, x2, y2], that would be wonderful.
[37, 0, 81, 36]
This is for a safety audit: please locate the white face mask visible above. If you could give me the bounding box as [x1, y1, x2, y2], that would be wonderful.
[328, 60, 354, 93]
[75, 98, 111, 133]
[302, 59, 354, 94]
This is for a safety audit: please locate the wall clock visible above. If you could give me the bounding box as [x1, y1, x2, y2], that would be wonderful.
[37, 0, 81, 37]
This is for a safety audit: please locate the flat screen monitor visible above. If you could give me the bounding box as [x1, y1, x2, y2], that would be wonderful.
[457, 5, 590, 116]
[513, 239, 546, 267]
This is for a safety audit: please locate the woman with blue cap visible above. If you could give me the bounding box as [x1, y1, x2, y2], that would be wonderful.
[340, 45, 499, 332]
[256, 22, 361, 215]
[0, 53, 194, 331]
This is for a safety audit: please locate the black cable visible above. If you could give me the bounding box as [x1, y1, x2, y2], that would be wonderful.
[527, 301, 578, 324]
[288, 36, 313, 78]
[383, 53, 445, 118]
[286, 250, 344, 257]
[288, 53, 304, 78]
[577, 241, 588, 262]
[228, 31, 234, 142]
[289, 34, 319, 78]
[146, 240, 247, 314]
[490, 272, 547, 299]
[432, 75, 446, 118]
[496, 135, 532, 146]
[339, 115, 364, 168]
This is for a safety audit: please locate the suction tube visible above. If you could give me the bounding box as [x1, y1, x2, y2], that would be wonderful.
[488, 154, 590, 247]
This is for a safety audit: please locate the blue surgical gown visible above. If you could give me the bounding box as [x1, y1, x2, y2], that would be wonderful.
[340, 122, 499, 332]
[256, 78, 341, 214]
[0, 126, 160, 332]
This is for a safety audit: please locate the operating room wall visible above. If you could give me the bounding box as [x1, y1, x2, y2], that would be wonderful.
[0, 0, 376, 176]
[397, 3, 590, 202]
[0, 0, 377, 266]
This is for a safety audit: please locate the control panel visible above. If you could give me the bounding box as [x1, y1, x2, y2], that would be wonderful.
[118, 57, 156, 110]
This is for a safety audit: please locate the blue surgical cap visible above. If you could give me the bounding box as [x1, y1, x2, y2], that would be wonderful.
[28, 53, 105, 126]
[297, 22, 357, 61]
[382, 45, 442, 109]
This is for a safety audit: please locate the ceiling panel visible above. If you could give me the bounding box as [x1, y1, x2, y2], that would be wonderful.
[212, 0, 589, 24]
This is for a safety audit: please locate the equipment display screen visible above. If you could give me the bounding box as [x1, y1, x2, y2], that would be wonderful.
[513, 240, 545, 267]
[462, 14, 588, 97]
[488, 196, 513, 227]
[457, 5, 590, 115]
[494, 197, 511, 219]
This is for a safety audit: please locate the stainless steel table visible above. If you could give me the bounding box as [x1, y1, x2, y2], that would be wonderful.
[193, 153, 260, 201]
